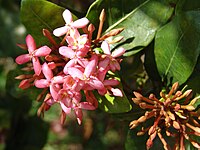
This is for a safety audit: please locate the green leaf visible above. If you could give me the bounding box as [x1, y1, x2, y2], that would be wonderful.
[20, 0, 69, 45]
[86, 0, 174, 56]
[176, 0, 200, 12]
[154, 11, 200, 84]
[95, 72, 132, 113]
[96, 90, 132, 113]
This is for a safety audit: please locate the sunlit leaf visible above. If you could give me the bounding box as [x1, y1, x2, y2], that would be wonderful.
[86, 0, 174, 56]
[95, 72, 132, 113]
[96, 90, 132, 113]
[154, 11, 200, 84]
[20, 0, 69, 45]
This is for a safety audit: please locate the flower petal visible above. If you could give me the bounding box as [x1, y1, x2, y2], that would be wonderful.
[111, 47, 125, 58]
[15, 54, 30, 64]
[63, 59, 76, 74]
[34, 79, 49, 88]
[110, 88, 123, 97]
[18, 79, 31, 89]
[72, 18, 89, 28]
[53, 26, 69, 37]
[103, 79, 119, 86]
[99, 57, 110, 71]
[52, 76, 64, 84]
[63, 9, 73, 24]
[42, 62, 53, 80]
[60, 102, 71, 114]
[34, 46, 52, 57]
[74, 108, 83, 125]
[26, 34, 36, 53]
[101, 41, 111, 55]
[84, 55, 98, 78]
[50, 84, 59, 100]
[80, 102, 96, 110]
[69, 28, 80, 40]
[45, 97, 55, 106]
[32, 57, 41, 76]
[67, 67, 83, 79]
[59, 46, 75, 58]
[88, 77, 104, 90]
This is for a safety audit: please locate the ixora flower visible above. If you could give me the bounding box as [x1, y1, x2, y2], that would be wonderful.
[15, 8, 126, 125]
[100, 41, 125, 72]
[129, 82, 200, 150]
[53, 9, 89, 37]
[15, 34, 52, 75]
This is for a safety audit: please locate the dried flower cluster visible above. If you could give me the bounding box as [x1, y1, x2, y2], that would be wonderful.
[130, 82, 200, 150]
[15, 9, 125, 125]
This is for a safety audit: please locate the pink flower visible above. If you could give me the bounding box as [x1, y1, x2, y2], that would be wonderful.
[53, 9, 89, 37]
[97, 78, 123, 97]
[34, 63, 64, 100]
[66, 29, 90, 57]
[84, 90, 98, 108]
[67, 55, 104, 91]
[101, 41, 125, 72]
[58, 88, 95, 125]
[15, 35, 52, 75]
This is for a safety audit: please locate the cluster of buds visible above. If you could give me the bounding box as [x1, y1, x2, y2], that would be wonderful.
[15, 9, 125, 125]
[130, 82, 200, 150]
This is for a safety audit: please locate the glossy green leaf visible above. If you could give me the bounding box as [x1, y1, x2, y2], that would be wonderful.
[154, 11, 200, 84]
[20, 0, 67, 45]
[86, 0, 174, 56]
[96, 90, 132, 113]
[95, 72, 132, 113]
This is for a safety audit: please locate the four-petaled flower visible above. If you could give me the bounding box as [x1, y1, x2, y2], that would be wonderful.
[53, 9, 89, 37]
[15, 35, 51, 75]
[35, 62, 64, 100]
[101, 41, 125, 72]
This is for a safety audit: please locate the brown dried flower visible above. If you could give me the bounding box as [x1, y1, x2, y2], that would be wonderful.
[129, 82, 200, 150]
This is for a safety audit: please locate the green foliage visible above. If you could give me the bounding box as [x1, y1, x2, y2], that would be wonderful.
[95, 72, 132, 113]
[95, 90, 132, 113]
[155, 11, 200, 84]
[86, 0, 174, 56]
[20, 0, 67, 45]
[2, 0, 200, 149]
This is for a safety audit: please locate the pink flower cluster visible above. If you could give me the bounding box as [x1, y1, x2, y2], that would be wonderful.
[15, 9, 125, 124]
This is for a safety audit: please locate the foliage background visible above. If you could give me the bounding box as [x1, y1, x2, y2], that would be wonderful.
[1, 0, 200, 150]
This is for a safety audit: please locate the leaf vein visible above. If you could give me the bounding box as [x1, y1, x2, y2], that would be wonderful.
[165, 29, 185, 76]
[29, 4, 53, 31]
[105, 0, 150, 32]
